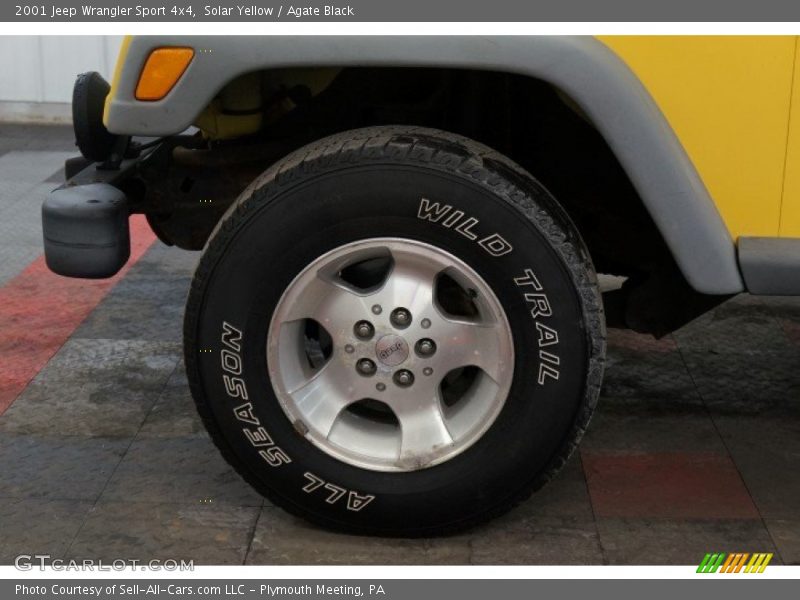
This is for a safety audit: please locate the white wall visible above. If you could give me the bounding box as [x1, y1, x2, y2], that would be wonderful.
[0, 36, 124, 122]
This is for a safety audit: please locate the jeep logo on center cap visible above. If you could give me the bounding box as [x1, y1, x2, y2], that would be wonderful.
[375, 334, 410, 367]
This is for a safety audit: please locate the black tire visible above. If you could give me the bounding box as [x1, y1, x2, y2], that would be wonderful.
[184, 126, 605, 536]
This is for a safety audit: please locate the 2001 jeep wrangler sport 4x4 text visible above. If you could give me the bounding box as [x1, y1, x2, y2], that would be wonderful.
[42, 35, 800, 536]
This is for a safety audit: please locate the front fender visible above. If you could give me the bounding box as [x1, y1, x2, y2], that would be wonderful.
[105, 35, 744, 296]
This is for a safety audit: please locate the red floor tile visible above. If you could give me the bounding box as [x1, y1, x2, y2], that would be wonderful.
[582, 450, 760, 520]
[780, 319, 800, 346]
[0, 215, 156, 415]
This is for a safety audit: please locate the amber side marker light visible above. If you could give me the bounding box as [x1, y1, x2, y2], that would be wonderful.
[135, 47, 194, 101]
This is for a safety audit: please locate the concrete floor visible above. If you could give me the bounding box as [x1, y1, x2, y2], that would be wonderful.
[0, 124, 799, 565]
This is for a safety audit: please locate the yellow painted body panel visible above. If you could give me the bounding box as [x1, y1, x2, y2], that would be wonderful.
[107, 36, 800, 240]
[601, 36, 796, 239]
[103, 35, 132, 127]
[781, 41, 800, 236]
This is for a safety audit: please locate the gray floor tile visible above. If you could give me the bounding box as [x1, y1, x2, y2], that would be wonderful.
[1, 339, 181, 437]
[0, 497, 92, 564]
[468, 515, 603, 565]
[0, 434, 128, 501]
[1, 379, 159, 438]
[602, 330, 697, 400]
[246, 506, 470, 565]
[713, 416, 800, 519]
[673, 294, 791, 354]
[758, 295, 800, 320]
[0, 151, 69, 195]
[0, 151, 73, 284]
[596, 518, 780, 565]
[101, 436, 263, 507]
[0, 244, 42, 287]
[500, 456, 594, 520]
[0, 182, 53, 241]
[682, 350, 800, 416]
[74, 261, 194, 343]
[138, 361, 207, 439]
[0, 124, 74, 155]
[66, 500, 259, 565]
[69, 241, 197, 343]
[583, 401, 725, 453]
[30, 338, 181, 385]
[765, 519, 800, 565]
[137, 242, 200, 275]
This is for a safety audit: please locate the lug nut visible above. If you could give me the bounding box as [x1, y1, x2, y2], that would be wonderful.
[416, 338, 437, 357]
[393, 369, 415, 387]
[390, 307, 412, 328]
[354, 320, 374, 340]
[356, 358, 377, 377]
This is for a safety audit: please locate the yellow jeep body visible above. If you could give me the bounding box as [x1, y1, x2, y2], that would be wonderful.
[603, 36, 800, 240]
[108, 35, 800, 240]
[96, 35, 800, 301]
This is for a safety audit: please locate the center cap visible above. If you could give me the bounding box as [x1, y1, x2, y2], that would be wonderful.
[375, 334, 410, 367]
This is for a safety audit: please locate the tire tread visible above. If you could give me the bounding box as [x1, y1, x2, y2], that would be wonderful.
[184, 126, 606, 536]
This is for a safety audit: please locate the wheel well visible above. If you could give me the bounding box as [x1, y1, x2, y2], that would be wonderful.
[206, 67, 673, 276]
[145, 66, 728, 334]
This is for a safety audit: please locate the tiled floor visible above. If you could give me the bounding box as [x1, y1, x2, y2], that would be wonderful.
[0, 125, 799, 565]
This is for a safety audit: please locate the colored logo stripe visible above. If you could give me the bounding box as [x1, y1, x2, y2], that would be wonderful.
[697, 553, 726, 573]
[697, 552, 773, 573]
[723, 553, 748, 573]
[746, 553, 773, 573]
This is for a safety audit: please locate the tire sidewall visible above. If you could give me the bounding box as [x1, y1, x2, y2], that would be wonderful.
[190, 161, 593, 534]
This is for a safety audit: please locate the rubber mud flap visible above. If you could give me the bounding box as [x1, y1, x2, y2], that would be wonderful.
[72, 71, 118, 162]
[42, 183, 130, 278]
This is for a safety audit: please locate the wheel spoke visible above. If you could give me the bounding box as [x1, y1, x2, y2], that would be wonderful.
[393, 393, 454, 466]
[372, 248, 443, 316]
[280, 273, 369, 334]
[433, 318, 511, 384]
[287, 359, 362, 438]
